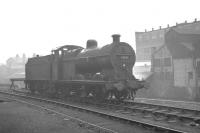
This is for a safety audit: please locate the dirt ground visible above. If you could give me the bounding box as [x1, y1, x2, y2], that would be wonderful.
[0, 96, 90, 133]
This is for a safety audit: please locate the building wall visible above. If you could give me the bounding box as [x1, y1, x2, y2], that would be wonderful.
[152, 46, 173, 75]
[173, 58, 195, 87]
[143, 22, 200, 100]
[145, 46, 174, 98]
[172, 58, 198, 100]
[135, 29, 165, 61]
[175, 22, 200, 34]
[149, 46, 196, 100]
[151, 49, 198, 100]
[135, 20, 200, 62]
[196, 58, 200, 87]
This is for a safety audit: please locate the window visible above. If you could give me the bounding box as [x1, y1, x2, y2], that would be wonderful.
[151, 47, 156, 54]
[144, 48, 150, 53]
[195, 25, 200, 31]
[164, 57, 171, 66]
[137, 35, 143, 41]
[154, 58, 161, 67]
[188, 72, 193, 79]
[139, 35, 143, 39]
[165, 72, 171, 80]
[197, 61, 200, 78]
[159, 34, 164, 38]
[160, 71, 164, 80]
[152, 35, 157, 39]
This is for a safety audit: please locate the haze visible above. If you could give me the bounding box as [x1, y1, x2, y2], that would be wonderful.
[0, 0, 199, 64]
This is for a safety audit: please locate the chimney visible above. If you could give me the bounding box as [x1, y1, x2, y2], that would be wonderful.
[112, 34, 120, 43]
[194, 18, 197, 22]
[152, 28, 154, 31]
[145, 29, 147, 32]
[185, 20, 187, 23]
[176, 22, 178, 26]
[159, 26, 162, 29]
[167, 24, 170, 28]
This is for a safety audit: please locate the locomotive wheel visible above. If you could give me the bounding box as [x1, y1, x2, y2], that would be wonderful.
[61, 87, 71, 98]
[105, 90, 115, 100]
[46, 82, 56, 98]
[80, 87, 89, 98]
[41, 82, 50, 96]
[95, 88, 106, 100]
[114, 90, 128, 101]
[37, 82, 46, 95]
[71, 86, 82, 97]
[90, 86, 106, 101]
[29, 82, 35, 94]
[104, 91, 111, 99]
[54, 84, 62, 98]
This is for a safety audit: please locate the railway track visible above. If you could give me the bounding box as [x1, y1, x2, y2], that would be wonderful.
[0, 91, 117, 133]
[63, 97, 200, 133]
[119, 100, 200, 125]
[0, 90, 196, 133]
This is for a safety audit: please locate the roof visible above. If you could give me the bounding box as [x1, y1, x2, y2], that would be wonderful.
[154, 29, 200, 59]
[7, 72, 25, 79]
[172, 22, 200, 34]
[135, 20, 200, 34]
[54, 45, 83, 51]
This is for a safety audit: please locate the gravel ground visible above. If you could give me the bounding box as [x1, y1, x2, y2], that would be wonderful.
[2, 86, 200, 110]
[0, 88, 153, 133]
[134, 97, 200, 111]
[0, 97, 90, 133]
[4, 86, 200, 132]
[0, 95, 152, 133]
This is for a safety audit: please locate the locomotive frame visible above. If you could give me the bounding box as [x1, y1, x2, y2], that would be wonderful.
[25, 34, 146, 100]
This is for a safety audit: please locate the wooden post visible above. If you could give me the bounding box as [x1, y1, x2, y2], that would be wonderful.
[9, 79, 16, 90]
[9, 78, 25, 90]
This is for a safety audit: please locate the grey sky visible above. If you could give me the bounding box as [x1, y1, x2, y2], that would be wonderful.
[0, 0, 199, 63]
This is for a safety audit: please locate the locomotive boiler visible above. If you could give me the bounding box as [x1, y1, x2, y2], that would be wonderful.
[25, 34, 146, 100]
[76, 34, 136, 80]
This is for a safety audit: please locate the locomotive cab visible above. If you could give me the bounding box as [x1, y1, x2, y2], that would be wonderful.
[51, 45, 83, 80]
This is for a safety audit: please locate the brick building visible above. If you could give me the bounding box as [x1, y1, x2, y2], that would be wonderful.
[6, 54, 27, 69]
[135, 19, 200, 62]
[150, 29, 200, 100]
[6, 54, 27, 78]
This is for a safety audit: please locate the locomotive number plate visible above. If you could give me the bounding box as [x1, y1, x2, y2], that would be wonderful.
[120, 56, 129, 59]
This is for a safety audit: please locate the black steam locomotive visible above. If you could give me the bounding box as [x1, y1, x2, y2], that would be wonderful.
[25, 34, 146, 100]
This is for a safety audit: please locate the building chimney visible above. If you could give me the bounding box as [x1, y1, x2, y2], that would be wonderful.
[176, 22, 178, 26]
[167, 24, 170, 28]
[145, 29, 147, 32]
[159, 26, 162, 29]
[185, 20, 187, 23]
[194, 18, 197, 22]
[112, 34, 120, 43]
[152, 28, 154, 31]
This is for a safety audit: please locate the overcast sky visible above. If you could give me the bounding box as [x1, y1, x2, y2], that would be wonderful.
[0, 0, 199, 64]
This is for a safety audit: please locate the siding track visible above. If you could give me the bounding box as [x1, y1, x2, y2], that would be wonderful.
[0, 90, 197, 133]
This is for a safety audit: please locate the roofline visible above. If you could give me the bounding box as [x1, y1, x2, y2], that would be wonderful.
[135, 19, 200, 34]
[152, 45, 166, 56]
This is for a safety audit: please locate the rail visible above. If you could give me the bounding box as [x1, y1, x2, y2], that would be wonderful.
[0, 90, 189, 133]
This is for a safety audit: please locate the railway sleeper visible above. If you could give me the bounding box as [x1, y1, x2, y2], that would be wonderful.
[152, 110, 200, 126]
[165, 112, 200, 125]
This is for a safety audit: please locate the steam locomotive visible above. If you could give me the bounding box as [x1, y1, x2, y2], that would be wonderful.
[25, 34, 147, 100]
